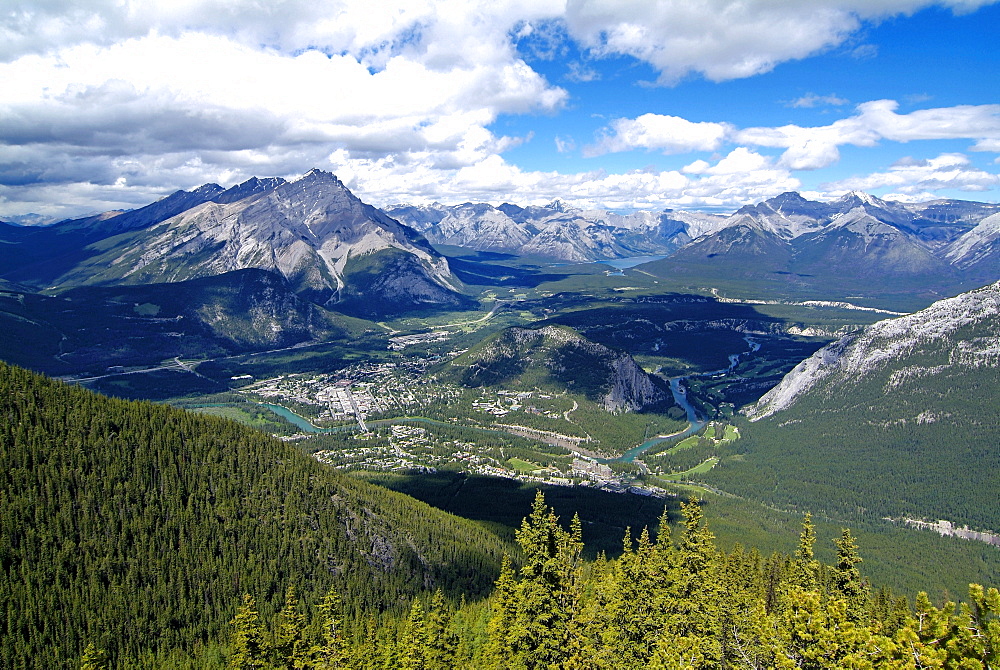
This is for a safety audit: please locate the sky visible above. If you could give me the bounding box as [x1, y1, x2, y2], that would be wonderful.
[1, 0, 999, 222]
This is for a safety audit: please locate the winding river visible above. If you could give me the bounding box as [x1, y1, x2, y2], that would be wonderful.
[609, 336, 761, 463]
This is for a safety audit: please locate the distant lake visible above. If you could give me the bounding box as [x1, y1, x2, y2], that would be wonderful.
[597, 255, 667, 270]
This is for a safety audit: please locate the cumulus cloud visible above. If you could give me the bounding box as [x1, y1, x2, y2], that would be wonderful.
[822, 153, 1000, 196]
[738, 100, 1000, 169]
[562, 0, 998, 84]
[584, 114, 732, 156]
[591, 100, 1000, 171]
[2, 0, 1000, 218]
[0, 6, 568, 214]
[330, 146, 799, 213]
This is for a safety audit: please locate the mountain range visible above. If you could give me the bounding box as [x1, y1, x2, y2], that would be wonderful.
[388, 191, 999, 273]
[386, 200, 727, 262]
[4, 172, 997, 308]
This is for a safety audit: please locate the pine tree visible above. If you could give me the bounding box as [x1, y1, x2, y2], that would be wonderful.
[312, 588, 350, 670]
[600, 525, 675, 668]
[891, 585, 1000, 667]
[229, 594, 266, 670]
[79, 643, 109, 670]
[484, 555, 519, 667]
[652, 497, 722, 668]
[830, 528, 868, 620]
[792, 513, 819, 591]
[271, 585, 308, 669]
[485, 490, 583, 670]
[425, 589, 457, 670]
[719, 544, 777, 669]
[399, 599, 429, 670]
[773, 588, 885, 669]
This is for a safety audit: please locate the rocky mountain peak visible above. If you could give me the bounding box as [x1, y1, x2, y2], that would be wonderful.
[838, 190, 887, 209]
[214, 176, 287, 204]
[294, 167, 341, 183]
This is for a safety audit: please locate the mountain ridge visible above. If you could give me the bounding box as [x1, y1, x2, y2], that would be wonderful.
[747, 279, 1000, 420]
[706, 279, 1000, 533]
[445, 324, 671, 413]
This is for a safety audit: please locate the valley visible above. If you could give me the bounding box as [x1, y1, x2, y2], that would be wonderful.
[2, 171, 999, 666]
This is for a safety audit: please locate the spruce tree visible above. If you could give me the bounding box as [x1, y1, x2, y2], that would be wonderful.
[485, 490, 583, 670]
[271, 585, 308, 669]
[653, 497, 722, 667]
[425, 589, 457, 670]
[792, 513, 819, 591]
[399, 599, 429, 670]
[484, 555, 519, 666]
[79, 643, 109, 670]
[830, 528, 868, 620]
[602, 525, 675, 668]
[312, 588, 350, 670]
[229, 594, 266, 670]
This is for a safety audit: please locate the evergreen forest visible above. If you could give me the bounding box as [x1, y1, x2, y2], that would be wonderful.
[2, 361, 998, 669]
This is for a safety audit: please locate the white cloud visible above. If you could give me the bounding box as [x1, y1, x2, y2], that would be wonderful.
[787, 93, 850, 108]
[584, 114, 732, 156]
[856, 100, 1000, 142]
[0, 13, 568, 214]
[590, 100, 1000, 171]
[331, 147, 798, 213]
[742, 100, 1000, 169]
[562, 0, 999, 84]
[2, 0, 1000, 218]
[777, 139, 843, 171]
[822, 153, 1000, 195]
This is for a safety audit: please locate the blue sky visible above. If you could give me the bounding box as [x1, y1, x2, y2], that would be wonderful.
[1, 0, 998, 220]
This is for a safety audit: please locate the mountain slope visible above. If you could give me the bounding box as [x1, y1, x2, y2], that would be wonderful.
[712, 281, 1000, 531]
[0, 269, 359, 376]
[748, 280, 1000, 419]
[444, 324, 670, 412]
[24, 170, 468, 315]
[946, 212, 1000, 277]
[645, 217, 794, 281]
[790, 208, 951, 278]
[1, 184, 232, 285]
[0, 362, 510, 667]
[638, 192, 992, 305]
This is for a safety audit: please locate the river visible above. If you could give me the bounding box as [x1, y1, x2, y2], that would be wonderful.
[608, 336, 760, 463]
[260, 404, 515, 438]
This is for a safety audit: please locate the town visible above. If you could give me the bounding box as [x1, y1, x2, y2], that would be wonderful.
[235, 360, 678, 499]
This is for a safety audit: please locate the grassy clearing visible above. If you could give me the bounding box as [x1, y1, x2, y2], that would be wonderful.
[507, 457, 539, 473]
[666, 435, 701, 454]
[189, 404, 295, 434]
[656, 457, 720, 480]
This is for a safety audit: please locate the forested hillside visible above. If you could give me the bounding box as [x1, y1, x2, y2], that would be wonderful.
[219, 494, 1000, 669]
[2, 361, 998, 668]
[713, 280, 1000, 532]
[0, 362, 509, 668]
